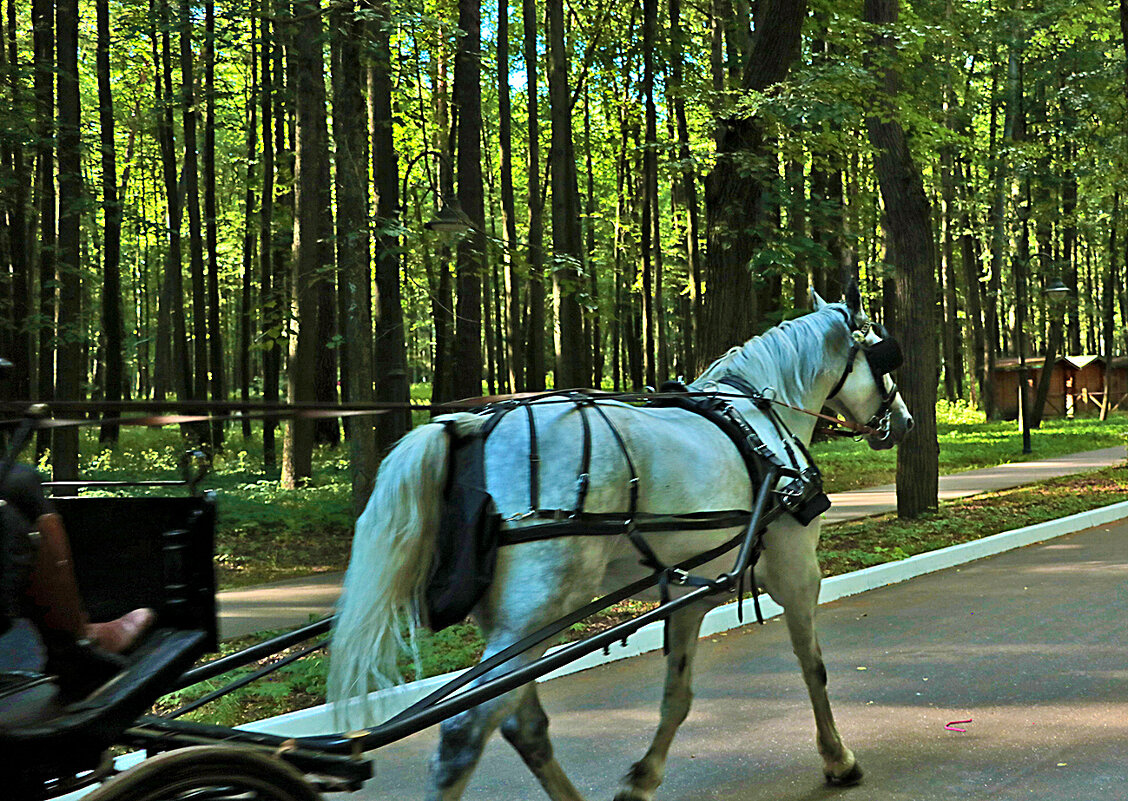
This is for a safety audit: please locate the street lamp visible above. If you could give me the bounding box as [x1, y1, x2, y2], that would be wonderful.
[400, 149, 470, 237]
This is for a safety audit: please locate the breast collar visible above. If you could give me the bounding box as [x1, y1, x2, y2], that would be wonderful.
[826, 308, 903, 436]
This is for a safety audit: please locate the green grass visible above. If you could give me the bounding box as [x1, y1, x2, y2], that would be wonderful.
[810, 401, 1127, 493]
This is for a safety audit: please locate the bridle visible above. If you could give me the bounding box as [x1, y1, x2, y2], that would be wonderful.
[826, 310, 904, 439]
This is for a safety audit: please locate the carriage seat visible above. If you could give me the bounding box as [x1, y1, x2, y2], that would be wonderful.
[0, 625, 206, 783]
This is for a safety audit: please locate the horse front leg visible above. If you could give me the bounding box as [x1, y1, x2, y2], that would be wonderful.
[762, 523, 862, 787]
[614, 602, 709, 801]
[780, 598, 862, 785]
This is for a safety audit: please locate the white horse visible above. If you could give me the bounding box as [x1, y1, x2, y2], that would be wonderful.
[329, 288, 913, 800]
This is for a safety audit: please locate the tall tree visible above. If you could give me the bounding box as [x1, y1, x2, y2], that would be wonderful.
[641, 0, 660, 387]
[498, 0, 524, 392]
[334, 0, 376, 510]
[523, 0, 546, 390]
[5, 0, 30, 399]
[670, 0, 702, 376]
[31, 0, 54, 456]
[180, 0, 208, 409]
[702, 0, 807, 358]
[864, 0, 939, 517]
[96, 0, 124, 442]
[451, 0, 485, 400]
[259, 11, 280, 468]
[239, 8, 257, 441]
[204, 0, 225, 446]
[547, 0, 587, 388]
[368, 0, 409, 447]
[54, 0, 81, 478]
[281, 2, 328, 487]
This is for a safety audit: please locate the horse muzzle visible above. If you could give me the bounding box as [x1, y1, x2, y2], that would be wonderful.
[866, 408, 913, 450]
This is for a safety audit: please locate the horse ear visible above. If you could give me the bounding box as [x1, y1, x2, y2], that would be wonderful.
[810, 287, 828, 311]
[845, 279, 863, 319]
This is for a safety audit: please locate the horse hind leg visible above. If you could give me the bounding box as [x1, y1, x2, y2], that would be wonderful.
[426, 689, 514, 801]
[614, 603, 708, 801]
[500, 686, 587, 801]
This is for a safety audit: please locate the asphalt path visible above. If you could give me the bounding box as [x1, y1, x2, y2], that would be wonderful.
[216, 446, 1125, 638]
[351, 518, 1128, 801]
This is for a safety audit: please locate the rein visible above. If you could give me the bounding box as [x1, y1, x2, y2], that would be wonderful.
[0, 389, 879, 436]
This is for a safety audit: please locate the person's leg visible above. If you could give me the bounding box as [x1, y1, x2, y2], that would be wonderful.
[26, 512, 154, 654]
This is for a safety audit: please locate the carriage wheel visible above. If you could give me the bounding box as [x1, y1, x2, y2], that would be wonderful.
[83, 745, 322, 801]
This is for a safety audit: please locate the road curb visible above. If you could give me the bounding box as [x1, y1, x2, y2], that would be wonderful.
[239, 499, 1128, 738]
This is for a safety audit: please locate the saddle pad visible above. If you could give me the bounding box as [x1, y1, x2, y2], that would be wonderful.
[425, 430, 500, 631]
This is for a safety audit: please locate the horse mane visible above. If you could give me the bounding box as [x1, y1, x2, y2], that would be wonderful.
[690, 304, 850, 406]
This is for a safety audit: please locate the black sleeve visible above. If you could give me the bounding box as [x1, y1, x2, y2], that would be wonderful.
[0, 463, 53, 522]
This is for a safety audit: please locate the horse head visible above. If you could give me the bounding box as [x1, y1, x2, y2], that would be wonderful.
[813, 282, 914, 450]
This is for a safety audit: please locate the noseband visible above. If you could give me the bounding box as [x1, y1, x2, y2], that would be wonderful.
[827, 312, 903, 437]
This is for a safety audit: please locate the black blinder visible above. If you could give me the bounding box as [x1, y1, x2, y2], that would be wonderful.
[867, 337, 902, 376]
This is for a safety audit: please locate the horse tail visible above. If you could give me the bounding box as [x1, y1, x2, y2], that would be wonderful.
[328, 412, 487, 726]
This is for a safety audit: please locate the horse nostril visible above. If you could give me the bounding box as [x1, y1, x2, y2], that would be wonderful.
[905, 417, 915, 432]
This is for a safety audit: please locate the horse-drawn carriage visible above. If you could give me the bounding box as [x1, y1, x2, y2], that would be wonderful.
[0, 292, 910, 801]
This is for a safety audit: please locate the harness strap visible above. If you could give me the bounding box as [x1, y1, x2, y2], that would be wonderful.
[827, 341, 859, 400]
[585, 401, 640, 517]
[569, 393, 593, 516]
[524, 402, 540, 512]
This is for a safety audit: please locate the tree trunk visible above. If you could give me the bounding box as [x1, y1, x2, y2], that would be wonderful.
[5, 1, 30, 399]
[523, 0, 546, 390]
[282, 2, 328, 487]
[204, 0, 225, 447]
[368, 0, 410, 446]
[451, 0, 485, 399]
[641, 0, 660, 387]
[546, 0, 586, 389]
[238, 9, 257, 440]
[670, 0, 701, 375]
[96, 0, 123, 442]
[864, 0, 938, 518]
[54, 0, 81, 479]
[1101, 194, 1117, 420]
[497, 0, 523, 392]
[956, 155, 986, 409]
[259, 11, 279, 469]
[180, 0, 207, 413]
[334, 0, 377, 511]
[497, 0, 523, 393]
[939, 141, 959, 401]
[702, 0, 806, 359]
[32, 0, 54, 457]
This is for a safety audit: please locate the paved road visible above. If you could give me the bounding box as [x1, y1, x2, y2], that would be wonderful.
[350, 518, 1128, 801]
[216, 446, 1125, 638]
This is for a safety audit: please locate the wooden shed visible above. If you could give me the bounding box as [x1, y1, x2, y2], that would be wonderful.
[990, 355, 1128, 419]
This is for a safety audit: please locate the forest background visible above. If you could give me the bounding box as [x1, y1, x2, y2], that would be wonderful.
[2, 0, 1126, 519]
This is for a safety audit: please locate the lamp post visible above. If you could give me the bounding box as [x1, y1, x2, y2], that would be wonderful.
[1017, 263, 1071, 454]
[399, 149, 470, 236]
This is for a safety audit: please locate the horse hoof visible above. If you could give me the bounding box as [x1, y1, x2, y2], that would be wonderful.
[825, 761, 863, 787]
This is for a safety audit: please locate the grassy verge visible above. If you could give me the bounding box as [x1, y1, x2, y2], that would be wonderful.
[160, 462, 1128, 729]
